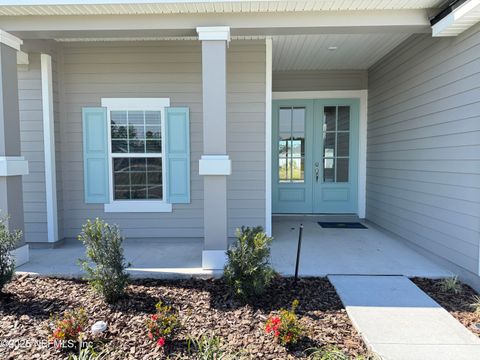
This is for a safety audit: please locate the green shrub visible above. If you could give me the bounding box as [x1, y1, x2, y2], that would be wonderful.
[186, 333, 244, 360]
[0, 217, 22, 292]
[439, 276, 463, 294]
[265, 299, 303, 347]
[68, 346, 108, 360]
[78, 218, 129, 303]
[145, 301, 181, 348]
[470, 295, 480, 313]
[306, 346, 379, 360]
[186, 333, 225, 359]
[223, 226, 275, 301]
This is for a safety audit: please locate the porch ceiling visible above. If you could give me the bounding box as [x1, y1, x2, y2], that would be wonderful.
[0, 0, 446, 16]
[272, 33, 412, 71]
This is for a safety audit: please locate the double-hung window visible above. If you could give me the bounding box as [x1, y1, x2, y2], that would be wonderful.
[102, 98, 172, 213]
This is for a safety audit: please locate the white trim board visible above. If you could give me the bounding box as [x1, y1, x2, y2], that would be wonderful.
[0, 156, 29, 176]
[272, 90, 368, 219]
[41, 54, 59, 243]
[265, 38, 273, 236]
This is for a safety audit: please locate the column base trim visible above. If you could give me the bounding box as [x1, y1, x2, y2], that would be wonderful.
[0, 156, 29, 176]
[199, 155, 231, 175]
[12, 244, 29, 267]
[202, 250, 227, 270]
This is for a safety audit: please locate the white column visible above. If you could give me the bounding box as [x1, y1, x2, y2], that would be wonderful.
[0, 29, 29, 265]
[41, 53, 58, 242]
[197, 26, 231, 270]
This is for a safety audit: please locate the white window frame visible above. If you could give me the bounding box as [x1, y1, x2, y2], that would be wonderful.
[101, 98, 172, 213]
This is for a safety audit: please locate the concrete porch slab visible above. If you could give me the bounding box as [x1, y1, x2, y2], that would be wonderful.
[329, 275, 480, 360]
[270, 220, 451, 277]
[16, 237, 216, 279]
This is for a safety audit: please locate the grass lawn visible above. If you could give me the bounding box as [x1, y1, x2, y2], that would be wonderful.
[0, 275, 368, 359]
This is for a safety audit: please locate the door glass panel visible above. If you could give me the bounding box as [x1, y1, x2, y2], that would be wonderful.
[337, 106, 350, 130]
[323, 158, 335, 182]
[278, 158, 289, 182]
[323, 133, 335, 157]
[322, 105, 350, 183]
[279, 108, 291, 134]
[278, 106, 305, 183]
[336, 158, 349, 182]
[324, 106, 336, 131]
[291, 158, 304, 181]
[337, 132, 349, 157]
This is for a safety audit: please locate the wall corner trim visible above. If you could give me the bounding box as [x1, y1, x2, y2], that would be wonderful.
[0, 156, 29, 176]
[199, 155, 231, 175]
[0, 29, 23, 51]
[196, 26, 231, 42]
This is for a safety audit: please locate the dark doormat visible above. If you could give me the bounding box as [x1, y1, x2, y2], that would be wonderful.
[318, 222, 368, 229]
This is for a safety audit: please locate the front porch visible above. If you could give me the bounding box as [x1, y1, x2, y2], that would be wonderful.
[17, 220, 450, 279]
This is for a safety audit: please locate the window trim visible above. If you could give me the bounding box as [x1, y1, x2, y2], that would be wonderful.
[101, 98, 172, 213]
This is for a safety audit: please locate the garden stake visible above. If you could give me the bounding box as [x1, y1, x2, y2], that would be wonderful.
[294, 224, 304, 284]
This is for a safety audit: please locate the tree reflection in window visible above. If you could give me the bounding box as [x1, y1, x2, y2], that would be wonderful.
[278, 107, 305, 183]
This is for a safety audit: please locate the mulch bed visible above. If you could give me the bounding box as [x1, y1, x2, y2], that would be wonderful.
[0, 275, 367, 359]
[412, 277, 480, 336]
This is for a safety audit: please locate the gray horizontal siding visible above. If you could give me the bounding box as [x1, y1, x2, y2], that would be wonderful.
[18, 54, 47, 242]
[273, 70, 367, 91]
[59, 40, 266, 239]
[367, 24, 480, 275]
[227, 42, 266, 236]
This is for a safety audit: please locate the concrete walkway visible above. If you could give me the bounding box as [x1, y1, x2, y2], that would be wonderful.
[329, 275, 480, 360]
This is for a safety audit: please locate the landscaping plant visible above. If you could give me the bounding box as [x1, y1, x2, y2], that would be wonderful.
[470, 294, 480, 313]
[306, 346, 378, 360]
[48, 308, 88, 350]
[223, 226, 275, 301]
[145, 301, 180, 348]
[68, 346, 108, 360]
[0, 216, 22, 292]
[186, 333, 232, 360]
[265, 299, 303, 347]
[439, 276, 463, 294]
[78, 218, 129, 303]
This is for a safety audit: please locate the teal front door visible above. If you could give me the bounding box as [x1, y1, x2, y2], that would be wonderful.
[272, 99, 359, 214]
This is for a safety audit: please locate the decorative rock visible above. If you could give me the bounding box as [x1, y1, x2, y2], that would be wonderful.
[91, 320, 108, 334]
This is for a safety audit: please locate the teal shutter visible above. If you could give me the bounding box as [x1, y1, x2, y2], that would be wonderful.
[165, 107, 190, 204]
[82, 107, 109, 204]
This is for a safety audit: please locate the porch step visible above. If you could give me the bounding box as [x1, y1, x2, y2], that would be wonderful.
[272, 214, 359, 223]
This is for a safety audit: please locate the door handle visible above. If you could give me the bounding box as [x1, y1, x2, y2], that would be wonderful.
[315, 167, 319, 182]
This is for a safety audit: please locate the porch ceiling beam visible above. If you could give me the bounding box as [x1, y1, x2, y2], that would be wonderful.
[0, 10, 431, 39]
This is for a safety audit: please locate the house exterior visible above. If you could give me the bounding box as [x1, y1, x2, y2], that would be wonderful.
[0, 1, 479, 284]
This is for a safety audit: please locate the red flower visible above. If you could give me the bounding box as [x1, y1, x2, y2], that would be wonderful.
[156, 337, 165, 347]
[151, 314, 158, 321]
[148, 332, 153, 340]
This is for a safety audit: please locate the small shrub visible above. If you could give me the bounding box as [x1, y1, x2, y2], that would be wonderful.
[265, 299, 303, 347]
[145, 301, 180, 348]
[306, 346, 379, 360]
[470, 295, 480, 313]
[68, 346, 108, 360]
[307, 346, 350, 360]
[48, 308, 88, 350]
[223, 226, 275, 301]
[186, 333, 229, 360]
[0, 216, 22, 292]
[78, 218, 129, 303]
[439, 276, 463, 294]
